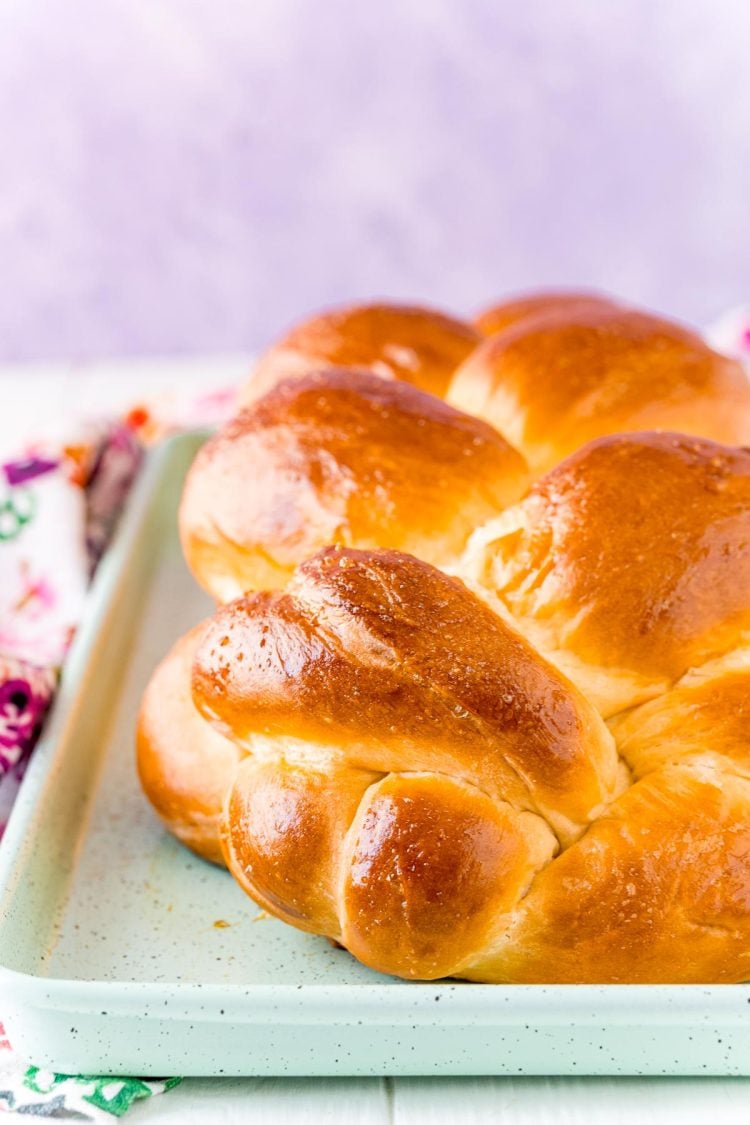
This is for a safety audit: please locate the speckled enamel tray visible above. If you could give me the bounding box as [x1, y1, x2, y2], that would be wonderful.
[1, 432, 749, 1078]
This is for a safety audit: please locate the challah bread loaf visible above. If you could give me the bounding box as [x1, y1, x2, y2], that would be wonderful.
[136, 623, 241, 865]
[180, 368, 528, 603]
[177, 545, 750, 982]
[193, 547, 621, 846]
[460, 433, 750, 718]
[448, 306, 750, 475]
[474, 289, 620, 336]
[137, 288, 750, 984]
[240, 302, 480, 405]
[191, 546, 624, 979]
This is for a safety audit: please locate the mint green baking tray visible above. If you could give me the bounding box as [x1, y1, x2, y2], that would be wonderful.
[1, 432, 749, 1077]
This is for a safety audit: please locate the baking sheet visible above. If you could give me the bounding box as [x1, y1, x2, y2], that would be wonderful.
[1, 432, 749, 1077]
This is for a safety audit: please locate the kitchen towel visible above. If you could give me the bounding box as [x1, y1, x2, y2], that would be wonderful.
[0, 383, 235, 1119]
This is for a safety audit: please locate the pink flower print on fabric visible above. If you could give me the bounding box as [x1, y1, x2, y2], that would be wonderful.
[0, 463, 89, 666]
[12, 567, 57, 616]
[0, 557, 72, 666]
[0, 662, 55, 777]
[2, 456, 59, 487]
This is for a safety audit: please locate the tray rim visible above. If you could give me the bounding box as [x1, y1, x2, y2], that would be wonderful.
[1, 431, 750, 1032]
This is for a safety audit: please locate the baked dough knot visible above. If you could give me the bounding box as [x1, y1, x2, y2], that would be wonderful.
[138, 430, 750, 983]
[137, 296, 750, 984]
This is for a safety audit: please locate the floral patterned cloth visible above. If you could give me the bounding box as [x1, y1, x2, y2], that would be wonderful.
[0, 422, 144, 842]
[0, 382, 236, 1118]
[0, 657, 57, 834]
[0, 1053, 182, 1120]
[0, 388, 236, 835]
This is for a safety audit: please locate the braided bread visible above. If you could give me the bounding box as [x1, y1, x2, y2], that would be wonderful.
[137, 293, 750, 983]
[448, 306, 750, 475]
[194, 546, 621, 977]
[460, 432, 750, 718]
[180, 367, 527, 602]
[239, 302, 480, 406]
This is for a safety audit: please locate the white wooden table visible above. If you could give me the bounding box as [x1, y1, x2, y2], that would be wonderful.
[3, 357, 750, 1123]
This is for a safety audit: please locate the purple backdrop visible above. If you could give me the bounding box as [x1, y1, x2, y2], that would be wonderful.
[0, 0, 748, 362]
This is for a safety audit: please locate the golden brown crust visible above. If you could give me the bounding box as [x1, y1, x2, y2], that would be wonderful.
[138, 292, 750, 985]
[193, 547, 619, 842]
[136, 624, 242, 865]
[141, 540, 750, 982]
[222, 758, 379, 934]
[179, 368, 528, 602]
[242, 302, 480, 404]
[461, 433, 750, 717]
[468, 763, 750, 983]
[474, 290, 620, 336]
[608, 652, 750, 779]
[449, 306, 750, 475]
[340, 772, 555, 980]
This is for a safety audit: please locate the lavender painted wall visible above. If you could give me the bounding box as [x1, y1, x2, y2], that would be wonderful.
[0, 0, 748, 362]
